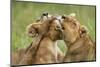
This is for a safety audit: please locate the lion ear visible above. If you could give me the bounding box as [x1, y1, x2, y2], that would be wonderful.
[79, 25, 88, 37]
[69, 13, 76, 17]
[61, 15, 66, 19]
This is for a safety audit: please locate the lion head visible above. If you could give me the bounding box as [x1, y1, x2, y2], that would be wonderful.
[61, 13, 81, 44]
[26, 13, 53, 37]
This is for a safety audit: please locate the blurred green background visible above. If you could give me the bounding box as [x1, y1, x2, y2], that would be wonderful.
[12, 0, 96, 57]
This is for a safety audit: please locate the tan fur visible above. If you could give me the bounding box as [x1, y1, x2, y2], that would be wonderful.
[18, 35, 43, 65]
[26, 19, 50, 37]
[61, 14, 96, 62]
[11, 49, 25, 65]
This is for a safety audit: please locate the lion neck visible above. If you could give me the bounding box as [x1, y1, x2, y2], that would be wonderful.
[64, 33, 80, 47]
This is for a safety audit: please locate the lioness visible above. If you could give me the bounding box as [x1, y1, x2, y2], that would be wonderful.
[19, 17, 64, 65]
[11, 13, 52, 65]
[61, 14, 95, 62]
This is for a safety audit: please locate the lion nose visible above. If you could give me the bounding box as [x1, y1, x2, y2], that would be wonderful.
[42, 12, 48, 16]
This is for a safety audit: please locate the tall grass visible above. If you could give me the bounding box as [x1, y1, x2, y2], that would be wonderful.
[12, 1, 96, 54]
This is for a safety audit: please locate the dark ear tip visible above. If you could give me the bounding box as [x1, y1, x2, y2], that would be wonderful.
[42, 12, 48, 16]
[62, 15, 66, 19]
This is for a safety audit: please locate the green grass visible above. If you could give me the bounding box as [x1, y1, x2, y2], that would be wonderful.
[12, 1, 96, 57]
